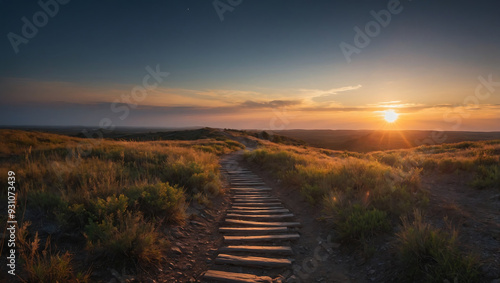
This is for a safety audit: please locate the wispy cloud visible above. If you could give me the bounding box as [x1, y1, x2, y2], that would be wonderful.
[240, 100, 302, 108]
[297, 84, 362, 103]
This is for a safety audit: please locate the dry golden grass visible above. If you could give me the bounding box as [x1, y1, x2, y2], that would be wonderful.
[0, 130, 243, 280]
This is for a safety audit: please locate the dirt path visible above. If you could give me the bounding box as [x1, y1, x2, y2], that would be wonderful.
[201, 153, 300, 282]
[422, 172, 500, 280]
[207, 151, 360, 283]
[156, 149, 362, 282]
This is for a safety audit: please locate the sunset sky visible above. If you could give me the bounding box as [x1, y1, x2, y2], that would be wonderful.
[1, 0, 499, 130]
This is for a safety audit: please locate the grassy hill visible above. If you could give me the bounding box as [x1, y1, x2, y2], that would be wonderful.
[0, 129, 244, 282]
[1, 128, 498, 282]
[244, 138, 500, 282]
[276, 129, 500, 152]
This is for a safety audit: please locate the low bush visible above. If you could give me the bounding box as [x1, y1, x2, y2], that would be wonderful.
[27, 190, 68, 216]
[396, 210, 480, 282]
[17, 222, 89, 282]
[337, 204, 390, 241]
[470, 165, 500, 190]
[84, 211, 167, 265]
[124, 182, 186, 223]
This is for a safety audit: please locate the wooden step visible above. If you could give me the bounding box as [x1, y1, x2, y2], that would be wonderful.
[233, 192, 271, 195]
[231, 191, 273, 195]
[232, 197, 279, 201]
[230, 187, 272, 191]
[227, 209, 290, 214]
[231, 206, 284, 210]
[233, 199, 281, 203]
[215, 254, 292, 268]
[230, 202, 282, 207]
[229, 179, 264, 182]
[225, 219, 301, 227]
[232, 194, 271, 198]
[224, 234, 300, 243]
[226, 213, 294, 220]
[203, 270, 273, 283]
[219, 226, 288, 234]
[231, 182, 266, 185]
[230, 196, 275, 199]
[219, 245, 293, 255]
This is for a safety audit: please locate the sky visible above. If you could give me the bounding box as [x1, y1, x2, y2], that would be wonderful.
[1, 0, 499, 131]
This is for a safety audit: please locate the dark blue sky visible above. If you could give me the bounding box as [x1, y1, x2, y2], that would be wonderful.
[1, 0, 499, 129]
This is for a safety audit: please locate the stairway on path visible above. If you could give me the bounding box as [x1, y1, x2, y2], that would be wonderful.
[202, 155, 301, 283]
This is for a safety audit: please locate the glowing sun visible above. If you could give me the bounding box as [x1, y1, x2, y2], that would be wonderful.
[384, 109, 399, 123]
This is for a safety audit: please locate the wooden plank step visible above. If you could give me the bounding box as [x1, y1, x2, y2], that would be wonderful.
[233, 197, 280, 201]
[219, 245, 293, 255]
[230, 202, 282, 207]
[230, 187, 272, 191]
[225, 219, 301, 227]
[233, 199, 281, 203]
[228, 176, 259, 178]
[232, 185, 267, 188]
[231, 182, 266, 185]
[230, 179, 264, 181]
[203, 270, 273, 283]
[230, 196, 277, 200]
[231, 206, 284, 210]
[226, 213, 294, 220]
[224, 234, 300, 243]
[219, 226, 288, 234]
[216, 254, 292, 268]
[231, 193, 273, 196]
[233, 192, 271, 195]
[232, 194, 271, 198]
[227, 209, 290, 214]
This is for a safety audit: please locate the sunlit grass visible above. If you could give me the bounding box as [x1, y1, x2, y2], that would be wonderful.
[0, 129, 243, 280]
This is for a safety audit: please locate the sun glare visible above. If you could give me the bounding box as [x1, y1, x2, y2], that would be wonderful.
[384, 109, 399, 123]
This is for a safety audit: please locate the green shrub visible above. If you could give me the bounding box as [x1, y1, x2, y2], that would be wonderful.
[300, 184, 327, 204]
[65, 203, 91, 229]
[422, 158, 437, 171]
[379, 153, 400, 167]
[396, 210, 480, 282]
[28, 190, 68, 216]
[162, 161, 219, 196]
[450, 141, 478, 150]
[224, 139, 245, 150]
[93, 194, 129, 219]
[84, 211, 167, 265]
[124, 182, 186, 223]
[470, 165, 500, 190]
[473, 154, 499, 166]
[337, 204, 390, 241]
